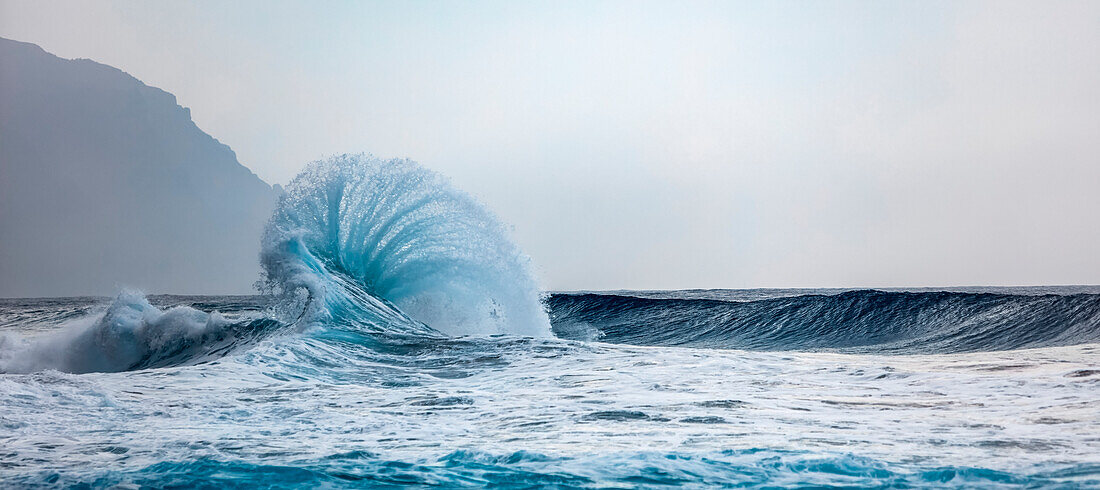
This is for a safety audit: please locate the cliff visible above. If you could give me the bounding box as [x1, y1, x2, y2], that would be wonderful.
[0, 38, 279, 296]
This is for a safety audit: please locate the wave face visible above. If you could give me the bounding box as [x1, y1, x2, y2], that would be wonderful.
[547, 290, 1100, 353]
[260, 154, 550, 338]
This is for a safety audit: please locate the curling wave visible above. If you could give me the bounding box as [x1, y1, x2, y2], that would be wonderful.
[0, 155, 551, 374]
[547, 290, 1100, 353]
[259, 154, 551, 338]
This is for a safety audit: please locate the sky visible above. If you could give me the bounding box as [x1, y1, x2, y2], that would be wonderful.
[1, 0, 1097, 290]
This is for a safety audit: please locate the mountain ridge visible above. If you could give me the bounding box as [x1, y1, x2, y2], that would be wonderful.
[0, 37, 279, 297]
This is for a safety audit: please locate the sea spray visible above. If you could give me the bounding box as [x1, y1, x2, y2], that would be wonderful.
[260, 154, 551, 337]
[0, 290, 276, 373]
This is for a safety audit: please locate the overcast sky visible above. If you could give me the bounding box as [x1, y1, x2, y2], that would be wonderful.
[2, 0, 1097, 290]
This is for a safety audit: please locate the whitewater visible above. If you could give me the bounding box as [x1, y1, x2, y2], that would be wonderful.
[1, 155, 1098, 488]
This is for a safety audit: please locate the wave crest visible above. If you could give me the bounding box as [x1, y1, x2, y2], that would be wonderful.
[260, 154, 550, 337]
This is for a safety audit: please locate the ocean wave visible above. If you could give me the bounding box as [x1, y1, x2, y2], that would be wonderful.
[0, 290, 278, 374]
[259, 154, 550, 338]
[1, 155, 552, 373]
[5, 155, 1098, 374]
[546, 290, 1100, 353]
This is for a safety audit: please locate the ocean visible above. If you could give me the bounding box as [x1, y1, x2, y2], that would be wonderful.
[1, 155, 1098, 488]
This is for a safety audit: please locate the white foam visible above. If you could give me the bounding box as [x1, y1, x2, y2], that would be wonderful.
[0, 290, 233, 374]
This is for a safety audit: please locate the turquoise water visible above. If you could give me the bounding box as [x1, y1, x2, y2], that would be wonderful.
[2, 305, 1098, 487]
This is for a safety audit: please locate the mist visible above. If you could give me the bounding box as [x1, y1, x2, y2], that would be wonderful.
[1, 0, 1097, 291]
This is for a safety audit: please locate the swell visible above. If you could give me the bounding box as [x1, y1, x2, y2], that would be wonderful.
[546, 290, 1100, 353]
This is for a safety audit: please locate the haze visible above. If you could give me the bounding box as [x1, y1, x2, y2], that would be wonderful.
[2, 0, 1097, 291]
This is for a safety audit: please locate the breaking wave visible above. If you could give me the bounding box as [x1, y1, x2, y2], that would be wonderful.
[0, 155, 550, 373]
[3, 155, 1098, 372]
[259, 154, 550, 338]
[0, 290, 278, 373]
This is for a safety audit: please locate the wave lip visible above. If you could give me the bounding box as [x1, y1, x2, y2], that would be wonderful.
[547, 290, 1100, 354]
[260, 154, 551, 338]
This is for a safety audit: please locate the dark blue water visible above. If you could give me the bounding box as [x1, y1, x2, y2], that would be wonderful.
[548, 288, 1100, 353]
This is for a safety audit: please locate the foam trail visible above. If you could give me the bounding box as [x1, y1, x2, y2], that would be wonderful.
[261, 154, 551, 337]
